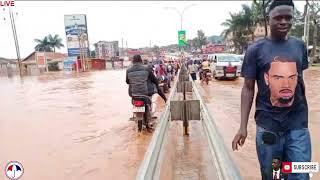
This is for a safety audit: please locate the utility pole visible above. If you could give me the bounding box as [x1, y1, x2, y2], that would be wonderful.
[8, 7, 22, 77]
[121, 37, 124, 56]
[307, 0, 320, 64]
[303, 2, 309, 45]
[312, 17, 318, 63]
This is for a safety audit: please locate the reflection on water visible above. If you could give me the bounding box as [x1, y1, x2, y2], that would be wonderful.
[160, 121, 218, 180]
[0, 70, 164, 180]
[200, 67, 320, 180]
[160, 92, 218, 180]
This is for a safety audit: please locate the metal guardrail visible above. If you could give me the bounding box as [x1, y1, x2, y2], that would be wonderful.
[136, 67, 242, 180]
[191, 79, 243, 180]
[135, 70, 180, 180]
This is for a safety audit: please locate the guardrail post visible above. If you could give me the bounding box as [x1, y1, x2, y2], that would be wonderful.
[170, 64, 200, 135]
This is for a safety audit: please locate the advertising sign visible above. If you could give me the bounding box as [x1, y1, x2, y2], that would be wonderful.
[36, 52, 46, 68]
[64, 14, 89, 57]
[178, 30, 186, 47]
[63, 56, 77, 71]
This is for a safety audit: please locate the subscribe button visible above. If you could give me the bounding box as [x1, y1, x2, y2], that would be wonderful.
[282, 162, 319, 173]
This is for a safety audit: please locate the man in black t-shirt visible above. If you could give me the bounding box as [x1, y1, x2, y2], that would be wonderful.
[231, 0, 311, 179]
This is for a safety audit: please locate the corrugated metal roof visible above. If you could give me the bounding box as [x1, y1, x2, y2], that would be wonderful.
[0, 57, 17, 64]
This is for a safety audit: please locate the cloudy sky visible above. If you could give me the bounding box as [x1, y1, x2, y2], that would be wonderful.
[0, 1, 306, 59]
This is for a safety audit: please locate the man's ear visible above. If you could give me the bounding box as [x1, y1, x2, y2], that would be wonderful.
[264, 73, 269, 86]
[265, 15, 270, 25]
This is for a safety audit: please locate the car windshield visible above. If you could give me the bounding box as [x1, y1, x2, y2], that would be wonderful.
[217, 55, 239, 62]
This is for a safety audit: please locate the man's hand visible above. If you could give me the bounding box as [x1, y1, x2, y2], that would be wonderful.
[232, 128, 247, 151]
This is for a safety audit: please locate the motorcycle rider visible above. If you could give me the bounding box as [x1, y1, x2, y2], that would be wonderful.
[126, 55, 167, 131]
[155, 61, 171, 88]
[201, 57, 211, 81]
[167, 61, 174, 82]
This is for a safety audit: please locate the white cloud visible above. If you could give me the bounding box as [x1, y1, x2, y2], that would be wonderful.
[0, 1, 306, 59]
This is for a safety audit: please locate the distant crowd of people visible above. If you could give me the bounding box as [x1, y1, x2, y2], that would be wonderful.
[185, 56, 212, 82]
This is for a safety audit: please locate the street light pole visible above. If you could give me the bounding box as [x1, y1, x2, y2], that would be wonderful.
[8, 7, 22, 77]
[164, 4, 196, 54]
[165, 4, 196, 30]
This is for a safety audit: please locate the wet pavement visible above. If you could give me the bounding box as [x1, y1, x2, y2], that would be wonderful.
[0, 70, 166, 180]
[160, 92, 218, 180]
[199, 66, 320, 180]
[160, 121, 219, 180]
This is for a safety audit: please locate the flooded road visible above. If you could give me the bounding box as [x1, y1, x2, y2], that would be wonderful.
[159, 92, 218, 180]
[200, 66, 320, 179]
[1, 67, 318, 180]
[0, 70, 165, 180]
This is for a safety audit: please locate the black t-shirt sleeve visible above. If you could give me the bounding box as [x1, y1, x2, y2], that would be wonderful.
[241, 45, 257, 79]
[301, 42, 309, 71]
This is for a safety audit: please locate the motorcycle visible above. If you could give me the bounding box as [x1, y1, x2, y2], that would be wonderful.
[202, 69, 212, 85]
[158, 75, 169, 93]
[131, 95, 156, 132]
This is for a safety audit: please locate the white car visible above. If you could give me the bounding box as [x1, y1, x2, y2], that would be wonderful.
[210, 53, 242, 79]
[234, 54, 245, 65]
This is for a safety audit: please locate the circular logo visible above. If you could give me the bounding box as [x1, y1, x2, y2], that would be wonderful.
[284, 165, 290, 170]
[5, 161, 24, 180]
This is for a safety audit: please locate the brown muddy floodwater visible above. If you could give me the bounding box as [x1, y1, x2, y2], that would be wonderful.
[160, 93, 218, 180]
[199, 66, 320, 180]
[0, 70, 166, 180]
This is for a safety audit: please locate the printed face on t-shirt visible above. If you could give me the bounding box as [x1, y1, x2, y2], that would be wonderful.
[264, 57, 298, 107]
[272, 158, 281, 170]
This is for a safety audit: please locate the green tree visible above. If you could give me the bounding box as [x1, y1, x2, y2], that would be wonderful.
[308, 0, 320, 63]
[221, 5, 254, 53]
[194, 30, 207, 49]
[34, 36, 52, 52]
[48, 34, 64, 52]
[34, 34, 64, 52]
[90, 50, 96, 58]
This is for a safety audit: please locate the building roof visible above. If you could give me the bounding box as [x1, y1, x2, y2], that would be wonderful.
[22, 51, 68, 62]
[0, 57, 17, 64]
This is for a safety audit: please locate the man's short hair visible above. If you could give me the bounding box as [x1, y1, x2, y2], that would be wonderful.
[267, 0, 295, 14]
[133, 55, 142, 63]
[265, 56, 297, 73]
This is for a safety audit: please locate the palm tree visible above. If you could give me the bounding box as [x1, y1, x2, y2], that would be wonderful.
[48, 34, 64, 52]
[221, 9, 252, 53]
[221, 1, 271, 53]
[34, 34, 64, 52]
[34, 36, 52, 52]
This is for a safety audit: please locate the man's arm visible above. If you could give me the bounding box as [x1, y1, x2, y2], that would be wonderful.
[149, 69, 167, 102]
[126, 70, 129, 84]
[240, 79, 255, 130]
[149, 69, 159, 85]
[232, 78, 255, 151]
[232, 44, 257, 151]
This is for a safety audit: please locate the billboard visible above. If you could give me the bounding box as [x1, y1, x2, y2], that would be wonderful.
[64, 14, 90, 57]
[36, 52, 47, 68]
[178, 30, 186, 46]
[63, 56, 77, 71]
